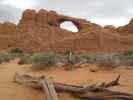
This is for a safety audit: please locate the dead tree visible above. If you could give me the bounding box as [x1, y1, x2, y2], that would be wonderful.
[14, 72, 133, 100]
[40, 78, 59, 100]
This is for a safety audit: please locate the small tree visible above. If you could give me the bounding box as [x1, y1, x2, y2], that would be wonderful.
[64, 48, 73, 64]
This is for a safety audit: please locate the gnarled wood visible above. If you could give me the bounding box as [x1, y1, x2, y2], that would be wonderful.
[14, 72, 133, 100]
[41, 78, 59, 100]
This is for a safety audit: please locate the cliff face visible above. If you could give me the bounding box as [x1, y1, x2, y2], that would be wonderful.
[0, 9, 133, 53]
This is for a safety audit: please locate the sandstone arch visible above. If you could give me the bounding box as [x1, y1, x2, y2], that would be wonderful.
[60, 21, 79, 32]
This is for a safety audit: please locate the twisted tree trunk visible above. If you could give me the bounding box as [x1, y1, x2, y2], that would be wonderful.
[14, 72, 133, 100]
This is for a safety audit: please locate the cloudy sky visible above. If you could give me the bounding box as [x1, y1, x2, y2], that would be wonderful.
[0, 0, 133, 27]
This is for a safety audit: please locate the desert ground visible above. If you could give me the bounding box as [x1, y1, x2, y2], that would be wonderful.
[0, 59, 133, 100]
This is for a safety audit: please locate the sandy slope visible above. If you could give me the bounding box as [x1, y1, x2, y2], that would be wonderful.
[0, 60, 133, 100]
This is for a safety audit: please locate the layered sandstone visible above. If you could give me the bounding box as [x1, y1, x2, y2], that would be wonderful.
[0, 9, 133, 52]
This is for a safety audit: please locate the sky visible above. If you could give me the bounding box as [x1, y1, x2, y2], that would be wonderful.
[0, 0, 133, 27]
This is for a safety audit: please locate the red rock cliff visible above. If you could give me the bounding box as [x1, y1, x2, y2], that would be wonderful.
[0, 9, 133, 53]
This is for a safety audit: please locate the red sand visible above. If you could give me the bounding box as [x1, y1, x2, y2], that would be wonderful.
[0, 59, 133, 100]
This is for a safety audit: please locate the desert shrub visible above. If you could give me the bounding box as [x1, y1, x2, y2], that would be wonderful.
[31, 53, 58, 69]
[122, 50, 133, 56]
[18, 53, 33, 64]
[87, 53, 123, 68]
[0, 52, 19, 64]
[9, 48, 23, 54]
[1, 47, 133, 68]
[119, 50, 133, 66]
[80, 53, 97, 64]
[59, 51, 133, 67]
[0, 53, 10, 63]
[119, 54, 133, 66]
[0, 48, 32, 64]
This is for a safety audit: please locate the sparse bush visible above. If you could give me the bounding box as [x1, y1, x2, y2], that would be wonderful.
[95, 54, 116, 68]
[120, 54, 133, 66]
[0, 48, 29, 64]
[0, 53, 10, 63]
[18, 53, 32, 64]
[80, 53, 97, 64]
[122, 50, 133, 56]
[0, 47, 133, 69]
[31, 53, 58, 69]
[0, 52, 19, 64]
[9, 48, 23, 54]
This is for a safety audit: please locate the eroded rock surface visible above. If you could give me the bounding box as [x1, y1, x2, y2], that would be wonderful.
[0, 9, 133, 53]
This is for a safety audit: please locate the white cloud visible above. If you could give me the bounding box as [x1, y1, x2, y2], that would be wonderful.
[90, 17, 130, 27]
[2, 0, 34, 9]
[0, 0, 133, 26]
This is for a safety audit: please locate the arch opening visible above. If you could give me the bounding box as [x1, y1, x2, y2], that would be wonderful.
[60, 21, 79, 32]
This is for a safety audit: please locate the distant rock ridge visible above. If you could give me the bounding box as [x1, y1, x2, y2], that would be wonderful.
[0, 9, 133, 53]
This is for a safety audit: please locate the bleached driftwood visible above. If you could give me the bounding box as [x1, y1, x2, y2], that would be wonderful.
[14, 72, 133, 100]
[41, 78, 59, 100]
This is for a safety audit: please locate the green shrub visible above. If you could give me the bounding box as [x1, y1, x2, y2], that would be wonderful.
[31, 53, 57, 69]
[0, 48, 133, 69]
[18, 53, 32, 64]
[0, 49, 30, 64]
[80, 53, 97, 64]
[0, 52, 19, 64]
[95, 54, 122, 68]
[0, 53, 10, 63]
[122, 50, 133, 56]
[96, 55, 114, 67]
[120, 54, 133, 66]
[10, 48, 23, 54]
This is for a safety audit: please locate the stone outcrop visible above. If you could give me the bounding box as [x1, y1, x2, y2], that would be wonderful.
[117, 18, 133, 34]
[18, 9, 101, 33]
[0, 9, 133, 53]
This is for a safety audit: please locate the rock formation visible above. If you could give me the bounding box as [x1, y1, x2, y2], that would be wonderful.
[117, 18, 133, 34]
[0, 9, 133, 53]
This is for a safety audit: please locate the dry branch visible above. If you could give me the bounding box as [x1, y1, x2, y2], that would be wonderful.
[41, 78, 59, 100]
[14, 72, 133, 100]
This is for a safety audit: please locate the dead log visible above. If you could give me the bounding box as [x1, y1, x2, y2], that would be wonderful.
[13, 72, 84, 93]
[105, 75, 120, 88]
[77, 89, 133, 100]
[40, 78, 59, 100]
[14, 72, 133, 100]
